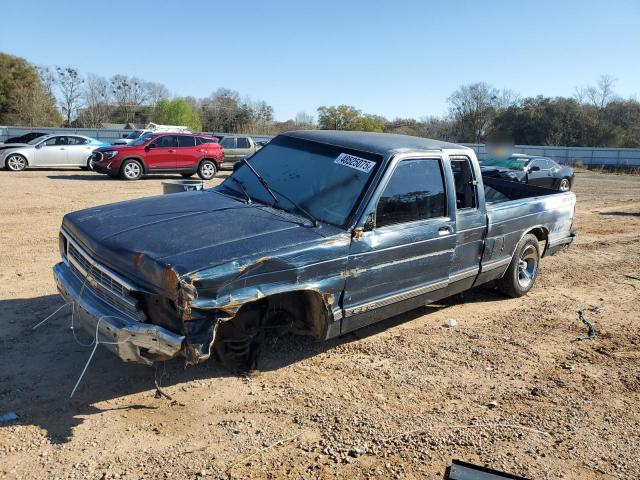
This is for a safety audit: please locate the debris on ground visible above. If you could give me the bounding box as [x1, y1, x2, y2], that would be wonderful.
[447, 459, 530, 479]
[577, 309, 597, 340]
[447, 318, 458, 328]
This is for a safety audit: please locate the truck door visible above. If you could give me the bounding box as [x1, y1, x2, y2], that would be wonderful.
[449, 156, 486, 292]
[341, 157, 456, 333]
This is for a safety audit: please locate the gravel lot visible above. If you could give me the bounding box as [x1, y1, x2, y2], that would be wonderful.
[0, 169, 639, 479]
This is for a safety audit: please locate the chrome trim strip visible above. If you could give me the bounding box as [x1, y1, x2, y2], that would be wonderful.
[449, 267, 480, 283]
[61, 227, 139, 292]
[481, 256, 512, 272]
[345, 278, 449, 317]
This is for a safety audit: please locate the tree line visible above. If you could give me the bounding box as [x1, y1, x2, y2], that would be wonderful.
[1, 51, 638, 147]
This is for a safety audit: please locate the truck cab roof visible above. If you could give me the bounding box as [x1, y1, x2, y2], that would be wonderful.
[281, 130, 472, 157]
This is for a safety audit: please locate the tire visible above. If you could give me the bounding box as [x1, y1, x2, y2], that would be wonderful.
[197, 160, 217, 180]
[495, 233, 541, 298]
[181, 172, 194, 178]
[120, 159, 143, 180]
[6, 154, 27, 171]
[558, 177, 571, 192]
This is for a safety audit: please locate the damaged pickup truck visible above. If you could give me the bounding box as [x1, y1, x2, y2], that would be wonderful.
[53, 131, 576, 371]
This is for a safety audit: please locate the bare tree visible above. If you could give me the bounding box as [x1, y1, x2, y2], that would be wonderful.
[295, 112, 315, 127]
[110, 75, 149, 123]
[586, 75, 618, 109]
[55, 66, 84, 126]
[36, 66, 56, 97]
[78, 74, 111, 128]
[145, 81, 170, 106]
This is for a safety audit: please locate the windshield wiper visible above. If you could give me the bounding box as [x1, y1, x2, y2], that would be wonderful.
[269, 187, 319, 228]
[230, 177, 252, 204]
[240, 158, 319, 227]
[239, 158, 278, 205]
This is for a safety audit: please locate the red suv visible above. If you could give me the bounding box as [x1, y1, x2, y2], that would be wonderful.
[91, 133, 224, 180]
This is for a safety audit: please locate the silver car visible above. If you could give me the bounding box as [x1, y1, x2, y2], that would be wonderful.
[1, 135, 109, 171]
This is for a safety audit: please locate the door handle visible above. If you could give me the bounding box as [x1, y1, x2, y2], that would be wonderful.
[438, 226, 452, 236]
[168, 149, 175, 153]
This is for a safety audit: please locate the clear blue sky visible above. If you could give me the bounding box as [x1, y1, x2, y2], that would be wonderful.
[2, 0, 639, 121]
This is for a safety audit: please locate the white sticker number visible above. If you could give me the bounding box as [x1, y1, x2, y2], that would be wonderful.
[334, 153, 375, 173]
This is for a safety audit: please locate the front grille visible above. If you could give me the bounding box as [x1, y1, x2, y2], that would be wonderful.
[65, 238, 145, 322]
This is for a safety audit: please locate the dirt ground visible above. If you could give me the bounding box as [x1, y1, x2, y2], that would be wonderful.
[0, 169, 638, 480]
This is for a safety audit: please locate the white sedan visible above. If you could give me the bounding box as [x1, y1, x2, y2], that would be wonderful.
[1, 134, 109, 171]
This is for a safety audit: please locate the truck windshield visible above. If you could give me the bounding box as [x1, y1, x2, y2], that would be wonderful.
[482, 157, 528, 170]
[220, 136, 382, 228]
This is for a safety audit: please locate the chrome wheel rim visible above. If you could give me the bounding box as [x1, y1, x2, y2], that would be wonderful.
[559, 179, 570, 191]
[201, 162, 215, 179]
[517, 245, 537, 288]
[7, 155, 26, 171]
[124, 163, 140, 179]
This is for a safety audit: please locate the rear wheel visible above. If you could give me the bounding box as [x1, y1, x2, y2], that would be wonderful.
[496, 234, 540, 298]
[120, 159, 143, 180]
[559, 177, 571, 192]
[6, 154, 27, 171]
[197, 160, 217, 180]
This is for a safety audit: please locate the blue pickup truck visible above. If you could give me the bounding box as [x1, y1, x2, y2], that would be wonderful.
[53, 131, 576, 371]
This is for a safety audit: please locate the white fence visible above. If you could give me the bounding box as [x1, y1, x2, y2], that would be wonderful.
[462, 143, 640, 168]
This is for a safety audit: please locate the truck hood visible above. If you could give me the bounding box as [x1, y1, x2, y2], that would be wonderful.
[62, 189, 331, 292]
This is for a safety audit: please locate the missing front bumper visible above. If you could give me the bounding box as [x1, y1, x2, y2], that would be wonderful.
[53, 262, 185, 365]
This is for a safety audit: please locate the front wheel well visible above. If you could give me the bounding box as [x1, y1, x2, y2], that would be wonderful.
[119, 157, 147, 173]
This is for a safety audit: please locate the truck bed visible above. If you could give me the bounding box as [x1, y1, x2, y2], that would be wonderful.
[477, 177, 576, 286]
[483, 177, 562, 204]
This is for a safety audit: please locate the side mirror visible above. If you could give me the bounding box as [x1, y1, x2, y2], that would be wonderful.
[145, 143, 156, 151]
[35, 143, 44, 149]
[529, 165, 540, 172]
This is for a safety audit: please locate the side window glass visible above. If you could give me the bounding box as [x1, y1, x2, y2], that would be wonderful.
[451, 157, 477, 210]
[44, 137, 59, 146]
[531, 159, 545, 170]
[68, 136, 87, 145]
[376, 159, 446, 228]
[55, 136, 68, 146]
[157, 136, 178, 148]
[177, 135, 195, 147]
[237, 137, 250, 148]
[220, 137, 235, 149]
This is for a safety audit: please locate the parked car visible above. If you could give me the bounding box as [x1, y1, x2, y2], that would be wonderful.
[112, 123, 191, 145]
[53, 131, 576, 372]
[1, 135, 109, 171]
[91, 133, 223, 180]
[480, 154, 574, 191]
[218, 135, 262, 167]
[2, 132, 48, 145]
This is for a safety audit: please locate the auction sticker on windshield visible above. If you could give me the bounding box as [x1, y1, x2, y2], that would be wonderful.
[334, 153, 376, 173]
